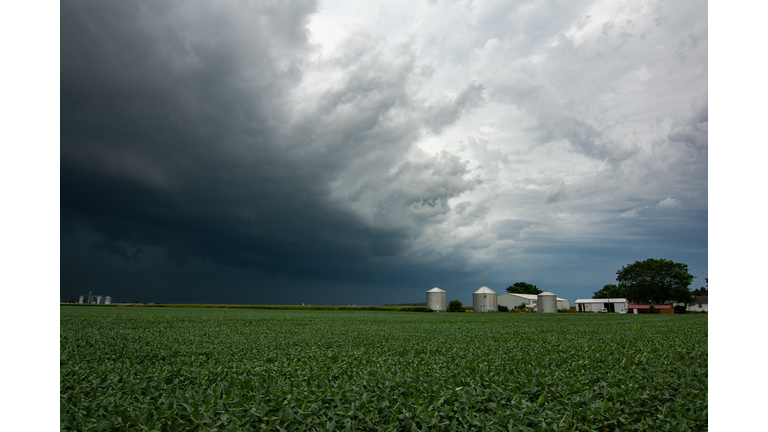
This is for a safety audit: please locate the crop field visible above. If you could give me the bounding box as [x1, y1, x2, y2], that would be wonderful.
[60, 307, 707, 431]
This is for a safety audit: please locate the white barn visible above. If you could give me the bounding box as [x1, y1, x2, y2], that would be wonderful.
[575, 298, 628, 313]
[498, 293, 570, 311]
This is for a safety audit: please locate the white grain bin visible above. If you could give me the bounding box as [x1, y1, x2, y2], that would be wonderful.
[426, 287, 447, 312]
[104, 296, 112, 305]
[473, 286, 498, 312]
[95, 295, 104, 305]
[537, 291, 558, 313]
[78, 295, 84, 304]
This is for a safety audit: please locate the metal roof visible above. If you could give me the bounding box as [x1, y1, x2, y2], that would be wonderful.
[502, 293, 568, 301]
[539, 291, 556, 296]
[474, 286, 496, 294]
[426, 287, 446, 293]
[575, 298, 628, 304]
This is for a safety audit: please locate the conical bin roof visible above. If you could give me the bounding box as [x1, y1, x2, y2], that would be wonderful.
[474, 286, 496, 294]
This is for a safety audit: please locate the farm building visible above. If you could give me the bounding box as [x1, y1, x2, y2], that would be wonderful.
[498, 293, 570, 311]
[687, 296, 708, 313]
[575, 298, 628, 313]
[626, 303, 675, 314]
[426, 287, 447, 312]
[472, 286, 498, 312]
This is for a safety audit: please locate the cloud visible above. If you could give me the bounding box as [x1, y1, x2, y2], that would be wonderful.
[59, 0, 708, 303]
[544, 182, 566, 204]
[619, 206, 649, 219]
[60, 0, 483, 281]
[657, 197, 682, 209]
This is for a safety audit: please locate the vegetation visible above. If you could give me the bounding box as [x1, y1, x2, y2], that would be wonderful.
[447, 300, 463, 312]
[616, 259, 695, 305]
[692, 278, 708, 296]
[61, 307, 707, 431]
[592, 284, 625, 299]
[505, 282, 542, 295]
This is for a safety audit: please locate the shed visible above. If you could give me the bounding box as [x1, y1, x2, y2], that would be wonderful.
[575, 298, 628, 313]
[626, 303, 675, 314]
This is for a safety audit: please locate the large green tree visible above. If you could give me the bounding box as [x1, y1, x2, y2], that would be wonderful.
[506, 282, 543, 295]
[593, 284, 626, 299]
[616, 258, 695, 304]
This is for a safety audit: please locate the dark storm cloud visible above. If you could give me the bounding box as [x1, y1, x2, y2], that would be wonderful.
[61, 1, 480, 285]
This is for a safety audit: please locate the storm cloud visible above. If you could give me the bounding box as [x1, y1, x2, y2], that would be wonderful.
[60, 0, 707, 304]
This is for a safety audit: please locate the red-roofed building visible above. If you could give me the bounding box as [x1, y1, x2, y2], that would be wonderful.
[627, 303, 675, 314]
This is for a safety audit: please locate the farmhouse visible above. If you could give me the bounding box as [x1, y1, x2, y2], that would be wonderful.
[498, 293, 570, 311]
[687, 296, 708, 313]
[626, 303, 675, 314]
[575, 298, 628, 313]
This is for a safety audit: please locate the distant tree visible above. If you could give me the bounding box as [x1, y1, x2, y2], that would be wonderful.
[506, 282, 543, 295]
[648, 304, 659, 314]
[498, 305, 509, 312]
[616, 258, 695, 304]
[518, 302, 527, 311]
[593, 284, 626, 299]
[692, 278, 708, 296]
[447, 300, 464, 312]
[67, 298, 78, 304]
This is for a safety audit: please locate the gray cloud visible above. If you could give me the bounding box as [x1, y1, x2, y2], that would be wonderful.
[60, 0, 708, 304]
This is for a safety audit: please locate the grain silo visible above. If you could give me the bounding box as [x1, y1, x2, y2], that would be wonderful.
[473, 286, 498, 312]
[78, 295, 84, 304]
[426, 287, 447, 312]
[104, 296, 112, 305]
[537, 291, 558, 313]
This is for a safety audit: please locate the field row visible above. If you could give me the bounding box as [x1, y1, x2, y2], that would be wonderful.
[60, 307, 708, 431]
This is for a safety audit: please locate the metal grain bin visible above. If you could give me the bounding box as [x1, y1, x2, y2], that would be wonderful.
[104, 296, 112, 305]
[426, 287, 447, 312]
[78, 295, 84, 304]
[473, 286, 498, 312]
[537, 291, 557, 313]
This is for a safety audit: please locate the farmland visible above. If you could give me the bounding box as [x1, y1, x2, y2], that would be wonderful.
[60, 307, 707, 431]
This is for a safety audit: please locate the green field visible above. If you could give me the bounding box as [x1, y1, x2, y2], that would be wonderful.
[60, 307, 707, 431]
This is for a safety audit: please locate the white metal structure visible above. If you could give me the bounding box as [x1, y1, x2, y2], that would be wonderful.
[498, 293, 570, 311]
[537, 291, 558, 313]
[426, 287, 447, 312]
[473, 286, 498, 312]
[78, 295, 84, 304]
[574, 298, 628, 313]
[104, 296, 112, 305]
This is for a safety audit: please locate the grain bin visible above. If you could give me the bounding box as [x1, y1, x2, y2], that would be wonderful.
[473, 286, 498, 312]
[104, 296, 112, 305]
[78, 295, 84, 304]
[426, 287, 447, 312]
[537, 291, 557, 313]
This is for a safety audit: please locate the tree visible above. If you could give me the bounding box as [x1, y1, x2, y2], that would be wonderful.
[447, 300, 464, 312]
[506, 282, 542, 295]
[616, 258, 695, 304]
[593, 284, 626, 299]
[692, 278, 708, 296]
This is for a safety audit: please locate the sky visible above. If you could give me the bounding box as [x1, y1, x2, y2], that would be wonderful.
[58, 0, 708, 305]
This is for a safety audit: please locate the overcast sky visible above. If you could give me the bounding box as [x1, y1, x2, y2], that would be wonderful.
[58, 0, 708, 305]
